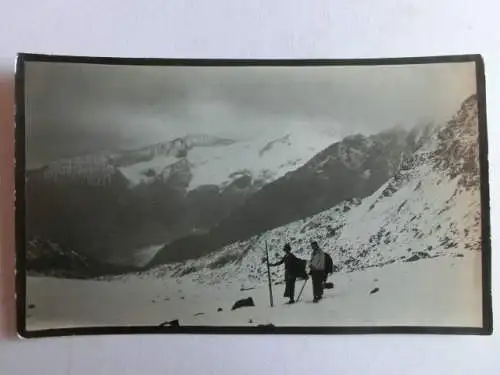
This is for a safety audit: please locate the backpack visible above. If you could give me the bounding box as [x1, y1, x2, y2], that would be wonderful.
[325, 252, 333, 274]
[293, 257, 308, 280]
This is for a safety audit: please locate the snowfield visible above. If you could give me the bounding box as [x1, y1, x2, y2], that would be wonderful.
[186, 130, 338, 191]
[26, 251, 482, 329]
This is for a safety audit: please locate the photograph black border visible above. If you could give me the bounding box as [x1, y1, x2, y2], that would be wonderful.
[14, 53, 493, 338]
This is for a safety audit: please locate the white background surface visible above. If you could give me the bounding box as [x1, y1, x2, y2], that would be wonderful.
[0, 1, 498, 374]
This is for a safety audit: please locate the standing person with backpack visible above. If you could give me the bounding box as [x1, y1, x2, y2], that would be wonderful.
[269, 243, 305, 304]
[309, 241, 326, 303]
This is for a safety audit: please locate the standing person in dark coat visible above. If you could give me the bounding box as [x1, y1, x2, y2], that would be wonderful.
[270, 243, 300, 304]
[309, 241, 326, 303]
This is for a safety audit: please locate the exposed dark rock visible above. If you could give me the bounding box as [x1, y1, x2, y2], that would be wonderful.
[382, 259, 396, 266]
[231, 297, 255, 311]
[240, 286, 256, 291]
[159, 319, 180, 328]
[440, 236, 459, 249]
[405, 251, 431, 262]
[324, 282, 334, 289]
[405, 255, 419, 262]
[397, 200, 407, 213]
[358, 249, 369, 258]
[217, 308, 223, 312]
[370, 287, 380, 294]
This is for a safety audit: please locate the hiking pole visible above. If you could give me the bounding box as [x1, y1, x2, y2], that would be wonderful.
[265, 240, 274, 307]
[296, 278, 308, 302]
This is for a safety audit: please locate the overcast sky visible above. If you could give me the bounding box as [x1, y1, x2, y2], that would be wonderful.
[24, 60, 476, 168]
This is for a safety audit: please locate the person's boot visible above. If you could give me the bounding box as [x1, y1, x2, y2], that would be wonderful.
[287, 298, 295, 304]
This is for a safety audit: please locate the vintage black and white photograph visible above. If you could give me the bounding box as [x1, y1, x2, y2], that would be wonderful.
[16, 55, 491, 335]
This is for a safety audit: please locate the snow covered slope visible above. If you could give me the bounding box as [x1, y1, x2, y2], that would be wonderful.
[117, 128, 340, 190]
[142, 94, 482, 289]
[150, 124, 433, 265]
[186, 130, 338, 191]
[33, 129, 340, 192]
[26, 250, 482, 329]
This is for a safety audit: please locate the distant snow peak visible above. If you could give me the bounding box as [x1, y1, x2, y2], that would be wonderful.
[186, 129, 339, 191]
[41, 154, 117, 186]
[184, 134, 235, 148]
[33, 126, 340, 193]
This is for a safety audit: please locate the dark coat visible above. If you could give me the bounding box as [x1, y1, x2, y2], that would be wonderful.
[271, 252, 307, 280]
[272, 252, 297, 279]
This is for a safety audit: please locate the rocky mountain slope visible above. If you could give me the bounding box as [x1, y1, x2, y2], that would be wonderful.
[143, 94, 481, 288]
[150, 123, 435, 264]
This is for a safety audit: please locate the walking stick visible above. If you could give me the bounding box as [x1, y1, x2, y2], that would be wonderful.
[296, 278, 308, 302]
[265, 240, 274, 307]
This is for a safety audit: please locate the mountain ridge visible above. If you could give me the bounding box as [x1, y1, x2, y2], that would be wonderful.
[26, 128, 340, 268]
[149, 122, 437, 265]
[140, 94, 480, 289]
